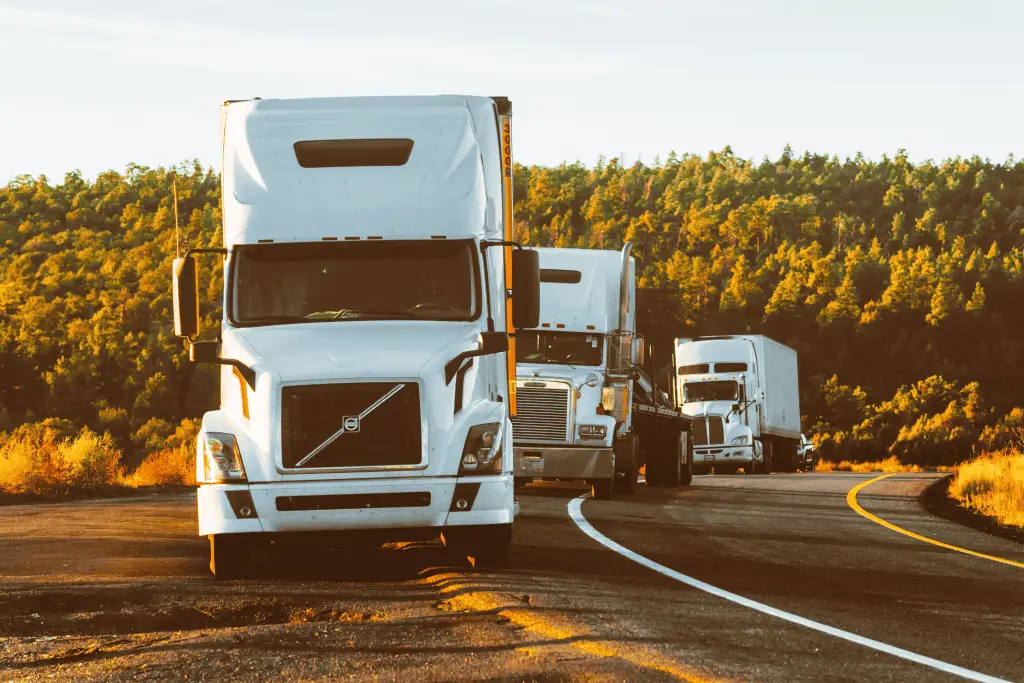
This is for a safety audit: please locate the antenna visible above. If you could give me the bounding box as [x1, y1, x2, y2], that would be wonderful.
[172, 172, 181, 257]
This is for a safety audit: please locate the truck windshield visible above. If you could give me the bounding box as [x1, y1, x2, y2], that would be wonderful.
[683, 380, 738, 403]
[516, 332, 603, 366]
[230, 240, 478, 325]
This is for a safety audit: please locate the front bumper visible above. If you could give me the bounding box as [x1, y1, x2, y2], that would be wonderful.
[694, 444, 754, 465]
[197, 474, 514, 536]
[513, 446, 614, 480]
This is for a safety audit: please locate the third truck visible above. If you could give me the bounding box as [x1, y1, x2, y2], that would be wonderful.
[674, 335, 800, 474]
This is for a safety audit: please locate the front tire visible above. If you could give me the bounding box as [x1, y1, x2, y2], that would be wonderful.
[591, 478, 613, 500]
[755, 440, 773, 474]
[209, 534, 251, 580]
[680, 435, 694, 486]
[443, 524, 512, 569]
[614, 461, 638, 494]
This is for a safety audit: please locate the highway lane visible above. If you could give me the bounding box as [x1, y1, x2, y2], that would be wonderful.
[0, 473, 1021, 682]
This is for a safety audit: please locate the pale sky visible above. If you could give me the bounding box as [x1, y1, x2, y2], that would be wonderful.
[1, 0, 1022, 183]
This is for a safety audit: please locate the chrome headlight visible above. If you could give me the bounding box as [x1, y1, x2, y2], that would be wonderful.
[730, 435, 749, 445]
[578, 424, 608, 440]
[460, 422, 503, 474]
[201, 432, 247, 482]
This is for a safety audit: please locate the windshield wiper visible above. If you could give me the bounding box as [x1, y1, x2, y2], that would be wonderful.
[302, 309, 426, 321]
[239, 315, 307, 324]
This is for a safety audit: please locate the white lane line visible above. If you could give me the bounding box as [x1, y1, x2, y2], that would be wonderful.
[567, 494, 1009, 683]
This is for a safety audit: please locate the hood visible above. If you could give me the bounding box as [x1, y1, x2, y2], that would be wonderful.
[681, 400, 734, 419]
[233, 321, 479, 383]
[516, 362, 603, 388]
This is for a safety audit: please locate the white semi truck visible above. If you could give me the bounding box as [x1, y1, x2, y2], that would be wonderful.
[171, 95, 541, 577]
[674, 335, 800, 474]
[512, 245, 692, 499]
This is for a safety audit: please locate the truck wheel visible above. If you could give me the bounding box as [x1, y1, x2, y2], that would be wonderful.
[591, 478, 613, 500]
[613, 465, 638, 494]
[680, 437, 693, 486]
[613, 433, 638, 493]
[661, 432, 684, 487]
[514, 477, 530, 489]
[755, 440, 773, 474]
[443, 524, 512, 569]
[774, 439, 798, 473]
[209, 534, 251, 579]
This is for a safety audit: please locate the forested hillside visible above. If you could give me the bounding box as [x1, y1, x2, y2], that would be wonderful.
[2, 150, 1023, 467]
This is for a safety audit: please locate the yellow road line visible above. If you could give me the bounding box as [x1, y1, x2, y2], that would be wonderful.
[433, 575, 722, 683]
[847, 473, 1024, 569]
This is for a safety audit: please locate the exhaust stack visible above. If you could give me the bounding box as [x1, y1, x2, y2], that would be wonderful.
[618, 241, 633, 332]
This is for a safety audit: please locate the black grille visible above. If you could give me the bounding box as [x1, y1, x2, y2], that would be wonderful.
[281, 382, 421, 469]
[693, 419, 708, 446]
[708, 416, 724, 444]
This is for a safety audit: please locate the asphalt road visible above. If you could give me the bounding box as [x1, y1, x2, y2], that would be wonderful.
[1, 473, 1022, 682]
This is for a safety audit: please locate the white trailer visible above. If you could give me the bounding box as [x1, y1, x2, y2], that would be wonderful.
[171, 95, 541, 577]
[674, 335, 800, 473]
[512, 245, 692, 499]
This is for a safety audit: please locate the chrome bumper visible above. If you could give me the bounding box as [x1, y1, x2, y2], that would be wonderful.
[694, 445, 754, 465]
[513, 446, 615, 479]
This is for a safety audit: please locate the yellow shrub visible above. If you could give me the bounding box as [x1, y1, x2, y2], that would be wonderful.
[949, 449, 1024, 528]
[0, 426, 124, 494]
[814, 456, 924, 473]
[123, 444, 195, 487]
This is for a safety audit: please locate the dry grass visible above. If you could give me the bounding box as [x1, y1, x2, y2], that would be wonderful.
[0, 427, 124, 494]
[949, 448, 1024, 528]
[122, 444, 195, 487]
[813, 456, 947, 473]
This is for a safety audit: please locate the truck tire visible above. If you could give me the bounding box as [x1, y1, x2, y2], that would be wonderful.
[614, 465, 638, 494]
[514, 477, 530, 489]
[755, 440, 773, 474]
[613, 433, 638, 494]
[209, 534, 251, 579]
[661, 431, 684, 487]
[773, 438, 798, 473]
[680, 436, 693, 486]
[591, 478, 613, 500]
[443, 524, 512, 569]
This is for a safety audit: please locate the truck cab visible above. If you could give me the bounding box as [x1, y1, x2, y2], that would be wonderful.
[675, 337, 759, 474]
[171, 95, 540, 576]
[512, 245, 690, 498]
[675, 335, 800, 474]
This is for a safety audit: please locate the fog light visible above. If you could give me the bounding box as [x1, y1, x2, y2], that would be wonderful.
[240, 506, 253, 517]
[578, 424, 608, 440]
[456, 499, 469, 510]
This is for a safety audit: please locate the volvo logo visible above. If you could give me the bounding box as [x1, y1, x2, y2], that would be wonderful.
[342, 416, 360, 433]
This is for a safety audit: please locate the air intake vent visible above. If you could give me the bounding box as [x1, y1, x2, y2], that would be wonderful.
[512, 384, 570, 443]
[693, 419, 709, 446]
[708, 416, 724, 445]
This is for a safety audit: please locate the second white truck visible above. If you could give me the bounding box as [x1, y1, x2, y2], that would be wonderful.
[674, 335, 800, 473]
[512, 245, 692, 498]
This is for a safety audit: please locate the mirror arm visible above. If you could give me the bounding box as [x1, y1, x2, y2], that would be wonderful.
[480, 240, 524, 250]
[188, 341, 255, 389]
[445, 350, 481, 385]
[211, 358, 257, 390]
[444, 333, 510, 384]
[184, 247, 228, 258]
